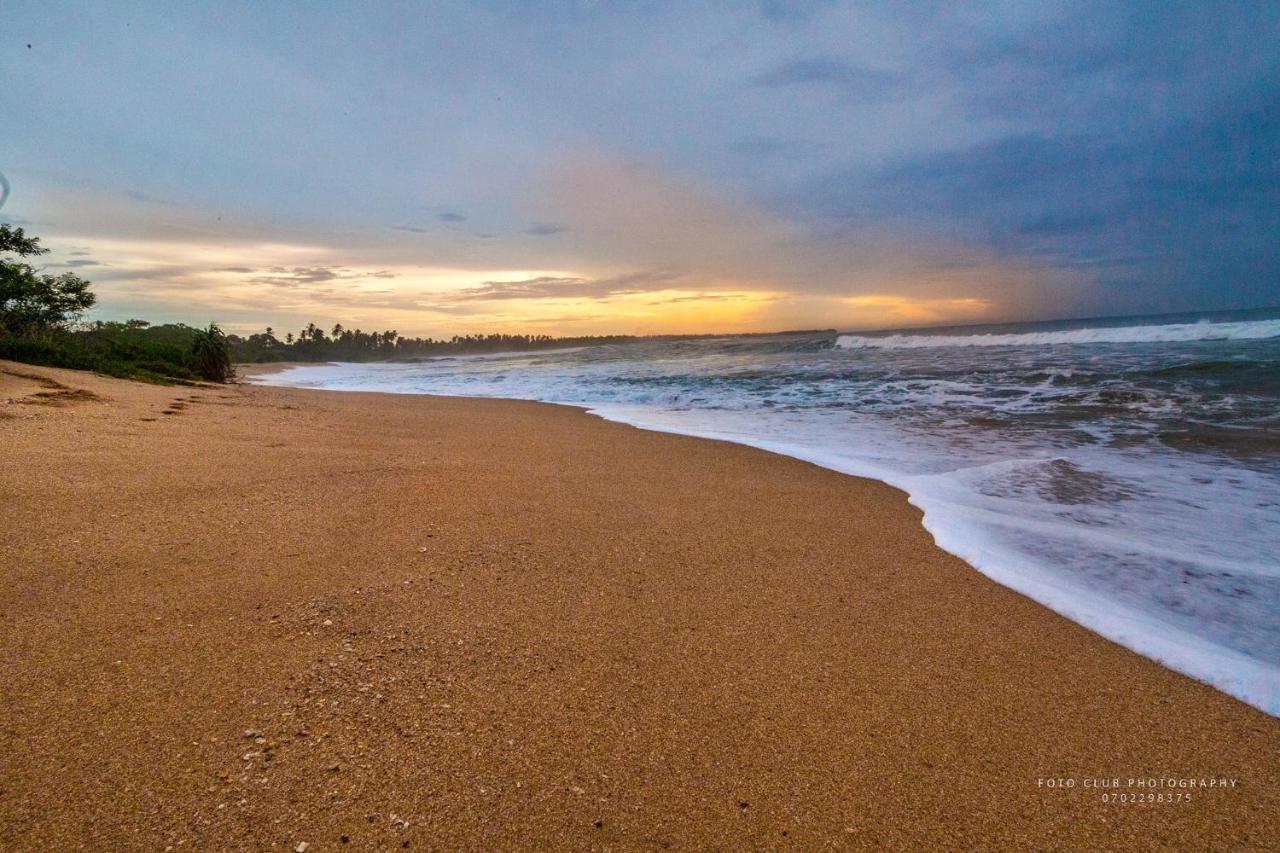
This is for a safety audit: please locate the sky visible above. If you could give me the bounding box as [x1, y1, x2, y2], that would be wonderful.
[2, 1, 1277, 336]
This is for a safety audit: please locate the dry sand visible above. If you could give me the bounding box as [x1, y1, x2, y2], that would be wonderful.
[1, 360, 1276, 850]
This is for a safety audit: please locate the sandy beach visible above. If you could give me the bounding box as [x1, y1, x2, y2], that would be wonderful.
[1, 359, 1276, 850]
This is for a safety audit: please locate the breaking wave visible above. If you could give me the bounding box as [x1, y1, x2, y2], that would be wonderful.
[835, 318, 1280, 350]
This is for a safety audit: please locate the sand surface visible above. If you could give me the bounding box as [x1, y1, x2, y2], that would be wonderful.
[2, 360, 1277, 850]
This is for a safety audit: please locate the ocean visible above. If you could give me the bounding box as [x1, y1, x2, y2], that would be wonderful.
[255, 308, 1280, 715]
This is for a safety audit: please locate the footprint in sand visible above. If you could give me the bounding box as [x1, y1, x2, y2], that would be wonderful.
[1, 370, 103, 407]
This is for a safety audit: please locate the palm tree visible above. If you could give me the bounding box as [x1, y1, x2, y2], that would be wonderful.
[191, 323, 234, 382]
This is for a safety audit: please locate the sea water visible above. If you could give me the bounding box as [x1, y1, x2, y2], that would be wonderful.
[255, 308, 1280, 715]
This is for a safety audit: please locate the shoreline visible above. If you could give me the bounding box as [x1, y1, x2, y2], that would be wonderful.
[235, 360, 336, 377]
[575, 408, 1280, 718]
[249, 365, 1280, 717]
[3, 360, 1277, 848]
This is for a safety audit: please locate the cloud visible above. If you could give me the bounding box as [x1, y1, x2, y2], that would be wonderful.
[6, 2, 1276, 328]
[63, 259, 102, 267]
[453, 269, 681, 301]
[14, 155, 1093, 333]
[531, 154, 1096, 320]
[246, 265, 397, 288]
[653, 292, 762, 305]
[122, 190, 181, 207]
[800, 78, 1280, 313]
[436, 211, 467, 222]
[748, 58, 892, 93]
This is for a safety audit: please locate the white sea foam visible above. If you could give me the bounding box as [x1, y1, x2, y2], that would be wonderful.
[835, 318, 1280, 349]
[572, 405, 1280, 716]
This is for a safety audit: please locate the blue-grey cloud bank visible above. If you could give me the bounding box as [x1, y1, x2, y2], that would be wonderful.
[1, 1, 1276, 334]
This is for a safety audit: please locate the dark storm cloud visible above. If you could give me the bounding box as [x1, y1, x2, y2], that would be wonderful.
[826, 100, 1273, 309]
[791, 3, 1280, 313]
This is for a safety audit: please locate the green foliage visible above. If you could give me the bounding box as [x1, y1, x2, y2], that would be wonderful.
[76, 320, 202, 380]
[191, 323, 234, 382]
[0, 224, 96, 336]
[0, 224, 236, 383]
[0, 321, 205, 383]
[0, 224, 43, 256]
[228, 325, 644, 363]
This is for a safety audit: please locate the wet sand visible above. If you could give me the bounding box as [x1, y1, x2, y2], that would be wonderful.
[1, 360, 1276, 850]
